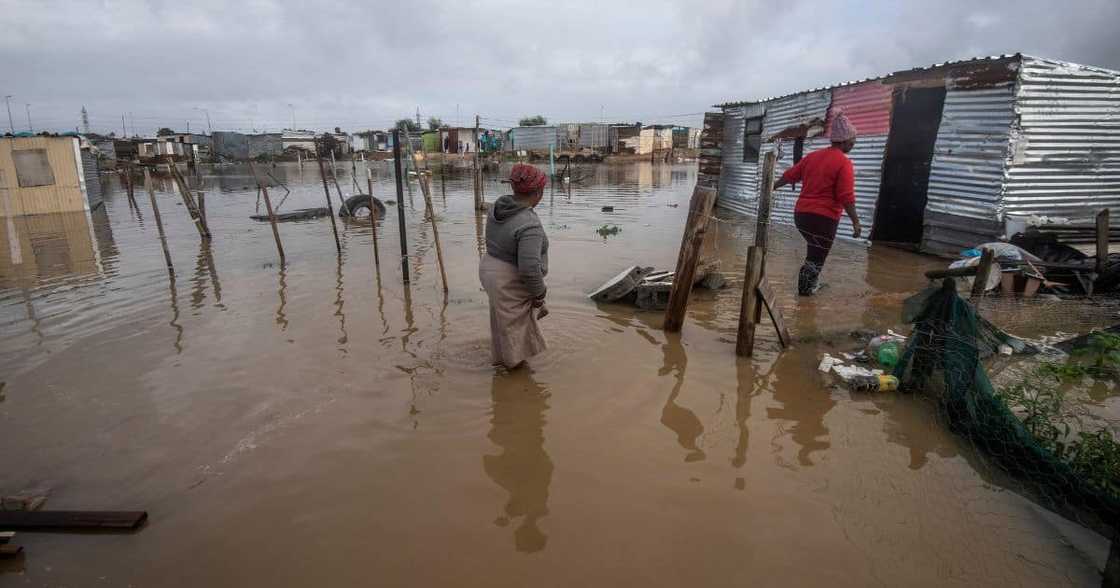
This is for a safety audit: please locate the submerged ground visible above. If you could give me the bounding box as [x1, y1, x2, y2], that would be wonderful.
[0, 160, 1115, 586]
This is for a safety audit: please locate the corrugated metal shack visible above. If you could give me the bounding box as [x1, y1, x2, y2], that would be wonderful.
[509, 126, 558, 152]
[0, 135, 100, 217]
[715, 54, 1120, 255]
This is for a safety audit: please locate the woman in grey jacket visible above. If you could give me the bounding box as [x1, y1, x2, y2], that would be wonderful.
[479, 164, 550, 368]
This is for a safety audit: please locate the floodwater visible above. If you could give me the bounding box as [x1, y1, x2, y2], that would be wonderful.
[0, 160, 1111, 586]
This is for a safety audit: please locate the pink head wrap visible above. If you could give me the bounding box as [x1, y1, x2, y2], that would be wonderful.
[509, 163, 547, 195]
[829, 110, 857, 143]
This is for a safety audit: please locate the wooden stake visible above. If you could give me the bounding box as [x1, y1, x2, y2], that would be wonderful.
[735, 246, 765, 357]
[663, 185, 717, 332]
[971, 248, 995, 299]
[752, 151, 777, 325]
[403, 128, 449, 293]
[143, 168, 174, 271]
[169, 164, 210, 239]
[367, 169, 380, 271]
[1097, 208, 1110, 274]
[473, 115, 483, 210]
[315, 156, 342, 254]
[248, 162, 286, 264]
[392, 129, 410, 283]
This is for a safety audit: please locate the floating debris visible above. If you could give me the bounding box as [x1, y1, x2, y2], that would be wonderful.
[597, 225, 622, 237]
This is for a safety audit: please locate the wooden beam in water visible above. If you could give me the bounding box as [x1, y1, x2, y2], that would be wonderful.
[0, 510, 147, 531]
[736, 246, 765, 357]
[662, 185, 717, 332]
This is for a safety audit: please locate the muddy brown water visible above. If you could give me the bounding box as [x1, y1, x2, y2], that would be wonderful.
[0, 161, 1112, 586]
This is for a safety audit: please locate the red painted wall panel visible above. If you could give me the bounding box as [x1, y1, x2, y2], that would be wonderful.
[826, 82, 893, 137]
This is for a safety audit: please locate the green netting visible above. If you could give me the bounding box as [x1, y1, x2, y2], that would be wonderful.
[894, 278, 1120, 535]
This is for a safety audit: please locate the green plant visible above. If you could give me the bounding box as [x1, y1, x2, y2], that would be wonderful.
[596, 225, 621, 237]
[997, 361, 1120, 493]
[1073, 332, 1120, 375]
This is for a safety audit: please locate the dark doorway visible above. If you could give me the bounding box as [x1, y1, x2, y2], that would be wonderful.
[871, 86, 947, 243]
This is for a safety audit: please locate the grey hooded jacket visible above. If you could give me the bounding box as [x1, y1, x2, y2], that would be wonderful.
[485, 195, 549, 298]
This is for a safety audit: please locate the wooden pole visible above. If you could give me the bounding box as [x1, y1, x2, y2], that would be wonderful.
[367, 169, 380, 271]
[169, 163, 210, 239]
[403, 128, 449, 293]
[751, 151, 777, 326]
[248, 162, 285, 264]
[663, 185, 717, 332]
[1097, 208, 1110, 274]
[315, 156, 342, 254]
[473, 115, 483, 210]
[735, 246, 765, 357]
[142, 168, 174, 271]
[329, 166, 351, 216]
[392, 129, 410, 283]
[971, 247, 995, 299]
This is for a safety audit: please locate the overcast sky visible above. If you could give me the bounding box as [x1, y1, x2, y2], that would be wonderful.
[1, 0, 1118, 136]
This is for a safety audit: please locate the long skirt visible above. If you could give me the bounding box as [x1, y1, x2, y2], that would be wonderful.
[479, 254, 547, 367]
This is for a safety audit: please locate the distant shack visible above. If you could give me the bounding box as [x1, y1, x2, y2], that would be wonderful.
[1, 135, 102, 217]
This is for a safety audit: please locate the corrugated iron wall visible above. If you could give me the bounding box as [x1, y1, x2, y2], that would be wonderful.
[922, 83, 1017, 254]
[1003, 56, 1120, 218]
[577, 124, 609, 149]
[716, 104, 762, 216]
[80, 149, 103, 210]
[761, 90, 830, 137]
[510, 126, 557, 151]
[827, 82, 892, 137]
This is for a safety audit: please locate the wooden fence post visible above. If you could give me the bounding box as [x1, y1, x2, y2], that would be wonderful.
[403, 128, 449, 293]
[1098, 208, 1111, 274]
[248, 162, 285, 264]
[971, 248, 995, 299]
[315, 156, 342, 254]
[367, 169, 380, 272]
[169, 164, 210, 239]
[736, 246, 765, 357]
[737, 150, 790, 355]
[392, 129, 410, 284]
[143, 168, 174, 271]
[663, 185, 718, 332]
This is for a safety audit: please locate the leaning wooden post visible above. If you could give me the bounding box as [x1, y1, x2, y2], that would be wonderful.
[971, 247, 995, 299]
[392, 129, 410, 283]
[735, 246, 766, 356]
[248, 162, 285, 264]
[367, 169, 381, 271]
[169, 164, 210, 239]
[663, 185, 718, 332]
[143, 168, 175, 272]
[315, 155, 342, 254]
[403, 128, 449, 293]
[751, 151, 776, 325]
[1097, 208, 1111, 274]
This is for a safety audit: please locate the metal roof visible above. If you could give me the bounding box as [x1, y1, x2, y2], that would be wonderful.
[714, 53, 1047, 108]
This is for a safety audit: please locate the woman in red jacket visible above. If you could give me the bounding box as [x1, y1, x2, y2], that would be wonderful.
[772, 112, 862, 295]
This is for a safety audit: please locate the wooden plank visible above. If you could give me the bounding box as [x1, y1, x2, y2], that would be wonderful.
[0, 510, 147, 530]
[1022, 277, 1041, 298]
[0, 531, 14, 544]
[1000, 271, 1015, 297]
[971, 248, 995, 299]
[757, 277, 791, 348]
[143, 169, 174, 272]
[662, 185, 718, 332]
[736, 246, 765, 357]
[752, 151, 777, 325]
[1098, 208, 1111, 274]
[0, 544, 21, 557]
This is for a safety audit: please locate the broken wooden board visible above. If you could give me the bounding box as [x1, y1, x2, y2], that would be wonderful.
[589, 266, 651, 303]
[0, 510, 148, 531]
[250, 207, 330, 222]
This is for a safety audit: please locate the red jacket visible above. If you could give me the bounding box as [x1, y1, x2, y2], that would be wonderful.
[780, 146, 855, 221]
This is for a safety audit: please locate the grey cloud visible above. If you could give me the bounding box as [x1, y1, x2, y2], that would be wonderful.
[0, 0, 1117, 135]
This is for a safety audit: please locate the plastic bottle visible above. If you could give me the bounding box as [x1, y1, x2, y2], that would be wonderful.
[877, 341, 900, 368]
[847, 374, 899, 393]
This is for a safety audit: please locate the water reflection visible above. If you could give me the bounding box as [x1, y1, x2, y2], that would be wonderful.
[0, 211, 102, 289]
[765, 349, 835, 467]
[658, 332, 706, 462]
[335, 254, 348, 351]
[275, 265, 288, 331]
[732, 358, 758, 471]
[483, 369, 553, 553]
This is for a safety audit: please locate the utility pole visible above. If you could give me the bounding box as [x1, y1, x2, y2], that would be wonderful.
[81, 106, 90, 134]
[4, 96, 13, 134]
[122, 114, 127, 138]
[415, 107, 421, 129]
[25, 103, 31, 133]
